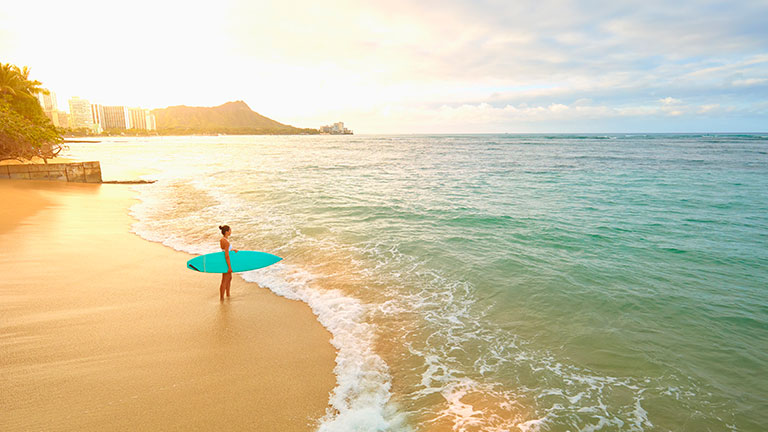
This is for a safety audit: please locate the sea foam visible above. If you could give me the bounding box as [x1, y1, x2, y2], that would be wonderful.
[128, 178, 405, 432]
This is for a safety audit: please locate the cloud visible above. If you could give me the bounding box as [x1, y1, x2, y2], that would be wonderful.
[732, 78, 768, 86]
[2, 0, 766, 131]
[347, 99, 723, 133]
[660, 97, 681, 105]
[697, 104, 720, 114]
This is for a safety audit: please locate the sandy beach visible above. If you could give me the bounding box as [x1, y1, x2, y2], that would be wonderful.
[0, 180, 336, 431]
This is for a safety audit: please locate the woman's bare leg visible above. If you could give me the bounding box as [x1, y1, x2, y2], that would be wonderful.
[225, 273, 232, 298]
[220, 273, 229, 301]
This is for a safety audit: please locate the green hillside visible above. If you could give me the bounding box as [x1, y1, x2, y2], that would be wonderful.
[152, 101, 318, 135]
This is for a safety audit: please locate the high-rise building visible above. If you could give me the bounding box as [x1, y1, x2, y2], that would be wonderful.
[126, 107, 157, 131]
[146, 112, 156, 131]
[319, 121, 353, 134]
[68, 97, 94, 130]
[127, 107, 156, 131]
[128, 107, 146, 130]
[55, 111, 70, 129]
[102, 106, 131, 130]
[37, 90, 57, 112]
[42, 110, 58, 127]
[37, 89, 59, 126]
[91, 104, 105, 133]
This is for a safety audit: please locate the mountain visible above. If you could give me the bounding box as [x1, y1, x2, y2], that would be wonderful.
[152, 101, 317, 135]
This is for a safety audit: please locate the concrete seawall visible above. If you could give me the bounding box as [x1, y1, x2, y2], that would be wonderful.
[0, 161, 102, 183]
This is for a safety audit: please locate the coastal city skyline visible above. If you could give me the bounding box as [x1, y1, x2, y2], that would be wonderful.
[35, 89, 157, 133]
[34, 87, 352, 134]
[2, 1, 767, 133]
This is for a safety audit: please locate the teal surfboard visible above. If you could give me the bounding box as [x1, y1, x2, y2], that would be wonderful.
[186, 251, 282, 273]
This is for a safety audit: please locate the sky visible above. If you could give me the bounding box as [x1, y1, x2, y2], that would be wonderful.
[2, 0, 767, 133]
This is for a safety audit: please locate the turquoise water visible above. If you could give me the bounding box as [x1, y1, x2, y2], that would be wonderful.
[67, 134, 768, 431]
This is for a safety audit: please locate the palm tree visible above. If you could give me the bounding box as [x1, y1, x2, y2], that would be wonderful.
[0, 63, 46, 100]
[0, 62, 62, 162]
[0, 62, 23, 98]
[17, 65, 46, 98]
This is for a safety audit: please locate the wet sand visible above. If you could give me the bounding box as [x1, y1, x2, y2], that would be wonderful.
[0, 180, 336, 431]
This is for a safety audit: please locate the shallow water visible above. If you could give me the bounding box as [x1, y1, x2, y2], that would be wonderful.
[66, 134, 768, 431]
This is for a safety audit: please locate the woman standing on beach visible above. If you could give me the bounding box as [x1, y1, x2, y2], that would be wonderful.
[219, 225, 238, 300]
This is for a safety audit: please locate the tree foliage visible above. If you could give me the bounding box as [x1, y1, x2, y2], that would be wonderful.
[0, 62, 63, 162]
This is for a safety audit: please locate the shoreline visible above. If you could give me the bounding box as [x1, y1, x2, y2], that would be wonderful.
[0, 180, 336, 431]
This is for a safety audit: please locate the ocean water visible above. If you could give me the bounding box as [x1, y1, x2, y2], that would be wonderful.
[65, 134, 768, 431]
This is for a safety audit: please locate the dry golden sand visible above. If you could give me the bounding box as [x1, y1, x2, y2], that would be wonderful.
[0, 180, 336, 431]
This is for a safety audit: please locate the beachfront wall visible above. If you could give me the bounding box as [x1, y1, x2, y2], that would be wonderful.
[0, 161, 102, 183]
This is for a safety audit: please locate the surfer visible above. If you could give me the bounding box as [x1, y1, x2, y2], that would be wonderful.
[219, 225, 238, 300]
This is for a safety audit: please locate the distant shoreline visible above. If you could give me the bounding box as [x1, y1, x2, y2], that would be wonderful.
[61, 131, 357, 139]
[61, 130, 325, 138]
